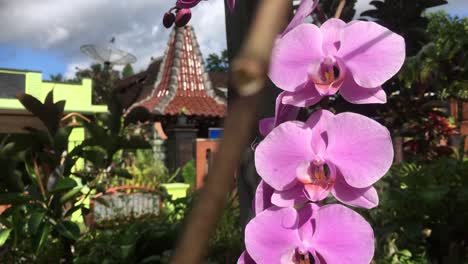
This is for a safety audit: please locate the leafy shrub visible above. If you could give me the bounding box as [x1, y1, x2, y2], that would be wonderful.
[365, 157, 468, 263]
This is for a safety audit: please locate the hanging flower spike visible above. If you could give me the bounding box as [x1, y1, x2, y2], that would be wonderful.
[175, 8, 192, 27]
[163, 12, 176, 28]
[282, 0, 320, 37]
[244, 204, 375, 264]
[176, 0, 202, 9]
[259, 92, 301, 137]
[255, 110, 393, 209]
[269, 19, 405, 107]
[227, 0, 236, 13]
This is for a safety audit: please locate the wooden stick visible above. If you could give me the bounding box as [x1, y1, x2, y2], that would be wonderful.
[170, 0, 291, 263]
[334, 0, 346, 18]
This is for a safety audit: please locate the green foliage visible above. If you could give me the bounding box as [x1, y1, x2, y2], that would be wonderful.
[205, 50, 229, 72]
[48, 73, 64, 82]
[182, 160, 196, 187]
[110, 149, 170, 188]
[365, 157, 468, 263]
[400, 12, 468, 100]
[74, 191, 242, 263]
[374, 12, 465, 158]
[0, 85, 150, 261]
[72, 63, 119, 104]
[122, 63, 135, 78]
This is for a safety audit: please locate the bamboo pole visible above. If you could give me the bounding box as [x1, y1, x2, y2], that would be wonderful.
[334, 0, 346, 18]
[170, 0, 291, 263]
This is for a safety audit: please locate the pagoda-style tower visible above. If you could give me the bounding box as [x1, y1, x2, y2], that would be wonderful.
[120, 26, 227, 175]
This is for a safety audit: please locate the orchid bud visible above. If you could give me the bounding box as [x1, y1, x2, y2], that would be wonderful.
[163, 12, 176, 28]
[175, 8, 191, 27]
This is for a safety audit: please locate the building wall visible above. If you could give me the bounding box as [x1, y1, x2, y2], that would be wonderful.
[0, 69, 107, 114]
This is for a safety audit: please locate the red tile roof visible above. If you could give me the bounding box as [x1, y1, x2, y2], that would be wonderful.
[130, 26, 226, 117]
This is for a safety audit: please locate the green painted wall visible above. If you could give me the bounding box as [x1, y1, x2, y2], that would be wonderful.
[0, 69, 107, 114]
[0, 68, 107, 172]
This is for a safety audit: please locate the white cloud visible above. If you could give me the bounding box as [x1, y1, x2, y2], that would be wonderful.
[0, 0, 462, 78]
[0, 0, 227, 77]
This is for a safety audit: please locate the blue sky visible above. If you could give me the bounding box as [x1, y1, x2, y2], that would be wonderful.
[0, 0, 465, 80]
[0, 44, 66, 77]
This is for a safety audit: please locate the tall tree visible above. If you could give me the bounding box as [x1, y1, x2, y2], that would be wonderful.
[48, 73, 64, 82]
[122, 63, 135, 78]
[205, 50, 229, 72]
[74, 63, 118, 104]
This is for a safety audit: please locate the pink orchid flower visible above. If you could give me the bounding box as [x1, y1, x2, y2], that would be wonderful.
[243, 204, 375, 264]
[269, 19, 405, 107]
[259, 92, 300, 137]
[255, 110, 393, 209]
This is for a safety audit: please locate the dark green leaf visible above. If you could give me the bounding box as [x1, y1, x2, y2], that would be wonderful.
[56, 221, 80, 240]
[16, 92, 65, 135]
[111, 168, 132, 179]
[33, 222, 51, 254]
[29, 211, 46, 234]
[16, 93, 43, 118]
[0, 228, 12, 246]
[0, 193, 32, 205]
[60, 187, 83, 204]
[44, 90, 54, 106]
[64, 205, 83, 218]
[120, 136, 151, 149]
[51, 178, 77, 193]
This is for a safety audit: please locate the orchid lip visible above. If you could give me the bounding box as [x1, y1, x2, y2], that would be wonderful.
[296, 161, 336, 202]
[306, 57, 345, 96]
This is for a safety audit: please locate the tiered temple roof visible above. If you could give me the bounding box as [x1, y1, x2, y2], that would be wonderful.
[122, 26, 226, 117]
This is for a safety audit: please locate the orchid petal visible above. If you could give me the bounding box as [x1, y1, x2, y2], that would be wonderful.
[245, 207, 302, 264]
[275, 92, 301, 126]
[254, 180, 275, 215]
[297, 203, 318, 243]
[282, 83, 322, 107]
[270, 24, 324, 92]
[283, 0, 319, 36]
[259, 92, 300, 136]
[304, 183, 331, 202]
[259, 118, 275, 137]
[320, 18, 346, 56]
[336, 21, 405, 88]
[331, 172, 379, 209]
[340, 69, 387, 104]
[237, 251, 255, 264]
[311, 204, 375, 264]
[325, 112, 393, 188]
[255, 121, 314, 190]
[304, 109, 334, 156]
[271, 183, 308, 208]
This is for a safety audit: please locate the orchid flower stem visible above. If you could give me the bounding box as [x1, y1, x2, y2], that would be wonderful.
[334, 0, 346, 18]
